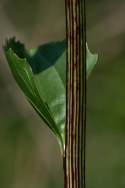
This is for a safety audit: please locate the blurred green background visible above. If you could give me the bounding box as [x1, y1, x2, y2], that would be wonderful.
[0, 0, 125, 187]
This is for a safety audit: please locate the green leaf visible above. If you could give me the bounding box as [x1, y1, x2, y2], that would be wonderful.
[86, 44, 98, 76]
[4, 38, 98, 151]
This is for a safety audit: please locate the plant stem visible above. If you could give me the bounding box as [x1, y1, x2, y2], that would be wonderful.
[64, 0, 86, 188]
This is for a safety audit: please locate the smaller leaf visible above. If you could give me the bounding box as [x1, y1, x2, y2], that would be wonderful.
[87, 44, 98, 76]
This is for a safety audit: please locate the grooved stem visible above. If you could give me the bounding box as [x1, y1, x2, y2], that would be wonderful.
[64, 0, 86, 188]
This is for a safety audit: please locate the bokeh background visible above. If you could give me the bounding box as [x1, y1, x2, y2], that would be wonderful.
[0, 0, 125, 188]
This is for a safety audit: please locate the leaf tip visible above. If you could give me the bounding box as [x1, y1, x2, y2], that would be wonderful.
[3, 37, 27, 59]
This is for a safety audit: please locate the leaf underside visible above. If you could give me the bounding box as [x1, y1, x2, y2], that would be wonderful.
[4, 37, 98, 151]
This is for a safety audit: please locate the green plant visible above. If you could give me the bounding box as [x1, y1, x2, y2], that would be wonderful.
[3, 0, 98, 187]
[4, 38, 97, 151]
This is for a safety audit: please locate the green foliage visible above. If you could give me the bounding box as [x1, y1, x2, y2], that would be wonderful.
[4, 38, 97, 151]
